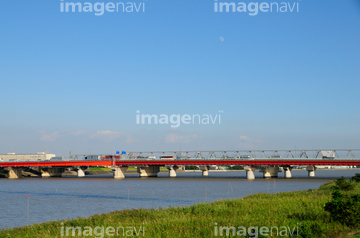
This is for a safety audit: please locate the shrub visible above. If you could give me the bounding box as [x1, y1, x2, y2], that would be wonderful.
[298, 221, 323, 238]
[333, 176, 355, 191]
[324, 190, 360, 228]
[352, 173, 360, 183]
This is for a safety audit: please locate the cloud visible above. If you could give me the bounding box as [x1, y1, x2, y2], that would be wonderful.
[125, 135, 138, 143]
[90, 130, 123, 142]
[237, 136, 262, 148]
[70, 130, 137, 143]
[37, 131, 60, 142]
[239, 136, 250, 141]
[165, 134, 199, 143]
[71, 130, 91, 136]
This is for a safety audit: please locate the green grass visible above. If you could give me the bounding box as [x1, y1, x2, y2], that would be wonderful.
[1, 181, 360, 237]
[89, 167, 112, 171]
[126, 167, 138, 171]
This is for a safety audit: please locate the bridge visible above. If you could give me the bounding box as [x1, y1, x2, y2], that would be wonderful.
[1, 149, 359, 179]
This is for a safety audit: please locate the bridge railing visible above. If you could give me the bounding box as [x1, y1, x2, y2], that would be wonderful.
[92, 149, 360, 161]
[2, 149, 354, 162]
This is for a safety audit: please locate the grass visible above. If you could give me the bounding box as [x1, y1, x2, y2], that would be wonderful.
[1, 181, 360, 237]
[89, 167, 112, 171]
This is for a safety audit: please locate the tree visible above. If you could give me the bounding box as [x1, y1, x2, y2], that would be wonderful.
[351, 173, 360, 183]
[333, 176, 355, 191]
[324, 190, 360, 228]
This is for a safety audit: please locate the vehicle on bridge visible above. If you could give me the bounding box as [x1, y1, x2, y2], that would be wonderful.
[137, 155, 157, 160]
[99, 155, 122, 160]
[176, 155, 190, 160]
[159, 155, 175, 160]
[50, 157, 64, 161]
[269, 155, 281, 159]
[321, 151, 335, 160]
[237, 155, 253, 160]
[85, 155, 101, 160]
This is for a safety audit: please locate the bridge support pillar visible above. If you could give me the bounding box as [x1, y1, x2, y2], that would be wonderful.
[40, 167, 66, 177]
[77, 169, 85, 177]
[244, 166, 256, 180]
[8, 167, 23, 179]
[166, 166, 178, 177]
[73, 166, 88, 177]
[199, 166, 210, 176]
[307, 165, 316, 177]
[261, 166, 279, 178]
[283, 167, 292, 178]
[41, 170, 51, 177]
[137, 166, 160, 177]
[112, 166, 128, 179]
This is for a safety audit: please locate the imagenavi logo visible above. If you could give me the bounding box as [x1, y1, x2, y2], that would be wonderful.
[60, 0, 146, 16]
[136, 110, 223, 128]
[214, 1, 300, 16]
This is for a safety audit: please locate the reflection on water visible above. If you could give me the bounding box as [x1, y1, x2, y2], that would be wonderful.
[0, 169, 359, 229]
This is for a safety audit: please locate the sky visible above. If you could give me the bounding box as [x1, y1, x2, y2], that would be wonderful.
[0, 0, 359, 156]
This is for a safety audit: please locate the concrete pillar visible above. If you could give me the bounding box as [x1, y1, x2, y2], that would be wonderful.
[41, 170, 51, 178]
[8, 168, 23, 179]
[244, 166, 256, 180]
[263, 171, 271, 178]
[112, 166, 128, 179]
[199, 166, 210, 176]
[307, 165, 316, 177]
[167, 166, 178, 177]
[261, 166, 279, 178]
[169, 169, 176, 177]
[137, 166, 160, 177]
[283, 167, 292, 178]
[77, 169, 85, 177]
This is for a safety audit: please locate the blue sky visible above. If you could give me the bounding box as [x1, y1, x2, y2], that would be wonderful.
[0, 0, 359, 156]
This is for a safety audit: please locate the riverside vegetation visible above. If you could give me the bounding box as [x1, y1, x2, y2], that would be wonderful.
[1, 174, 360, 238]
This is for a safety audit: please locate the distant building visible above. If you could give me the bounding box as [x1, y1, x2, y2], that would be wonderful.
[0, 152, 56, 161]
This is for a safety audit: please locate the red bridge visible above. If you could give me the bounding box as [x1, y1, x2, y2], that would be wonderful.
[1, 157, 360, 168]
[1, 159, 360, 168]
[1, 158, 360, 180]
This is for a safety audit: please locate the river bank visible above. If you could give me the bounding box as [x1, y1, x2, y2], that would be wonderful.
[1, 180, 359, 237]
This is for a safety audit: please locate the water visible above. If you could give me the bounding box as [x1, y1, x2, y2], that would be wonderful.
[0, 169, 359, 229]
